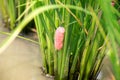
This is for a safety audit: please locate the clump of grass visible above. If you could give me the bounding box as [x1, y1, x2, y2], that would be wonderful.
[32, 0, 106, 80]
[0, 0, 120, 80]
[0, 0, 36, 31]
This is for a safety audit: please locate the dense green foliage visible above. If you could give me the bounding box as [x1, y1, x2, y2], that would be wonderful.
[0, 0, 120, 80]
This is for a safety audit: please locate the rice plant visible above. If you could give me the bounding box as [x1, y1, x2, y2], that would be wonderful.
[0, 0, 120, 80]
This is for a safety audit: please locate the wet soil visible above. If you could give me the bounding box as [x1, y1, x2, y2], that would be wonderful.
[0, 21, 53, 80]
